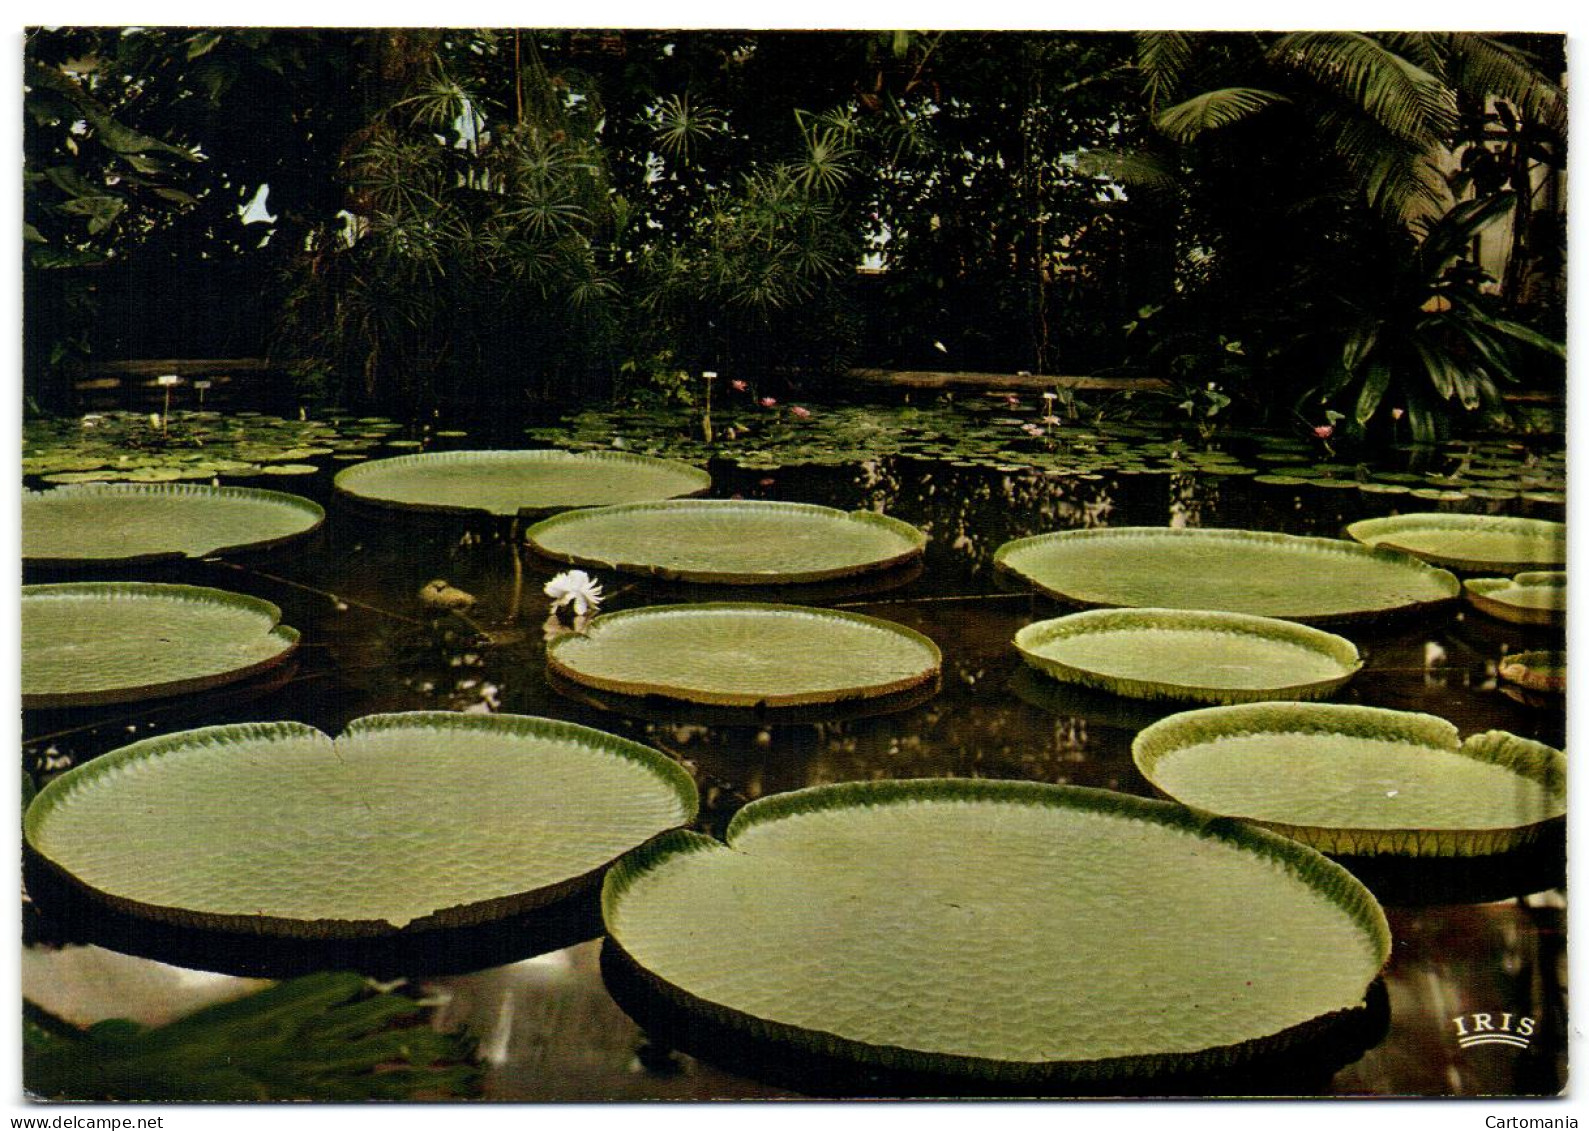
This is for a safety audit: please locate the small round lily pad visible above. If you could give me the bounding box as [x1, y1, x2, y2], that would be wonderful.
[547, 603, 941, 708]
[526, 500, 927, 583]
[1345, 513, 1566, 573]
[23, 484, 325, 568]
[22, 583, 300, 709]
[333, 450, 711, 517]
[1133, 703, 1565, 857]
[1014, 608, 1361, 704]
[1464, 572, 1566, 627]
[602, 778, 1389, 1092]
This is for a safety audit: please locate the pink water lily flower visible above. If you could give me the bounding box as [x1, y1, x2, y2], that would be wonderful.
[790, 405, 811, 418]
[760, 396, 778, 408]
[1313, 425, 1334, 439]
[731, 379, 748, 392]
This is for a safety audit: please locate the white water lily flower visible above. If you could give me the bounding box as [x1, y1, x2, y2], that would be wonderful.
[544, 570, 604, 616]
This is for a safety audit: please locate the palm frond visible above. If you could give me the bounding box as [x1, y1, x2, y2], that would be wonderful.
[1136, 31, 1195, 110]
[1268, 31, 1457, 145]
[1154, 87, 1290, 143]
[1314, 108, 1450, 226]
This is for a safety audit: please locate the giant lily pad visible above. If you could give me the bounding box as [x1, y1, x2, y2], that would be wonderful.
[602, 779, 1389, 1092]
[1463, 572, 1566, 627]
[22, 583, 300, 709]
[525, 500, 927, 583]
[994, 527, 1459, 624]
[1345, 513, 1566, 573]
[1133, 704, 1565, 856]
[1014, 608, 1361, 704]
[24, 713, 698, 941]
[333, 450, 710, 516]
[23, 484, 324, 568]
[547, 603, 941, 708]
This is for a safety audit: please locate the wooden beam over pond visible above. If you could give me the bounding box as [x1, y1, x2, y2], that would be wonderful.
[847, 368, 1166, 393]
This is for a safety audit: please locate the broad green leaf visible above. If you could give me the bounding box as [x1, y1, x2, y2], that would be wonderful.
[22, 582, 299, 708]
[1346, 513, 1565, 572]
[1014, 608, 1361, 705]
[24, 713, 697, 933]
[1354, 359, 1392, 426]
[23, 484, 324, 567]
[1486, 317, 1566, 358]
[548, 603, 940, 707]
[1134, 704, 1564, 856]
[603, 778, 1388, 1089]
[334, 449, 710, 516]
[527, 499, 925, 583]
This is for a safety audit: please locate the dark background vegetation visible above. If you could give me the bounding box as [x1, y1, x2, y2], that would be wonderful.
[23, 28, 1566, 440]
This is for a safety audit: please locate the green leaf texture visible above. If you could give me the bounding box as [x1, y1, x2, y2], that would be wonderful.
[25, 972, 479, 1101]
[527, 499, 927, 583]
[24, 713, 698, 935]
[22, 583, 299, 708]
[1015, 608, 1361, 704]
[603, 779, 1388, 1086]
[1346, 513, 1566, 573]
[548, 603, 941, 707]
[1133, 703, 1565, 856]
[333, 449, 711, 516]
[23, 483, 324, 566]
[995, 527, 1459, 623]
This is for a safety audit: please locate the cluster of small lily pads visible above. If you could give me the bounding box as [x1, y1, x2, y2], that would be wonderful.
[20, 410, 468, 485]
[529, 398, 1566, 505]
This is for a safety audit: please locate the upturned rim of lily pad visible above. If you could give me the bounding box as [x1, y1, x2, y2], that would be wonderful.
[1014, 608, 1362, 705]
[1498, 650, 1566, 695]
[525, 499, 928, 584]
[22, 483, 326, 568]
[600, 777, 1390, 1092]
[22, 582, 301, 709]
[332, 449, 711, 517]
[1132, 703, 1566, 857]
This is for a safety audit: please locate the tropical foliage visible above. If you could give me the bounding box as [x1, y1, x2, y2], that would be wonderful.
[22, 28, 1566, 436]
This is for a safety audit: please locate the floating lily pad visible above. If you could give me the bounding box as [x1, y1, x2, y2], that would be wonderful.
[547, 603, 941, 708]
[24, 713, 698, 941]
[1014, 609, 1361, 704]
[1498, 650, 1565, 695]
[994, 528, 1459, 624]
[1464, 572, 1566, 627]
[526, 500, 927, 583]
[1133, 704, 1565, 856]
[22, 583, 299, 709]
[602, 779, 1389, 1092]
[334, 450, 711, 516]
[23, 484, 325, 568]
[1345, 513, 1566, 573]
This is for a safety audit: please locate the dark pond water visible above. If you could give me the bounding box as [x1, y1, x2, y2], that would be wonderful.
[21, 413, 1567, 1099]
